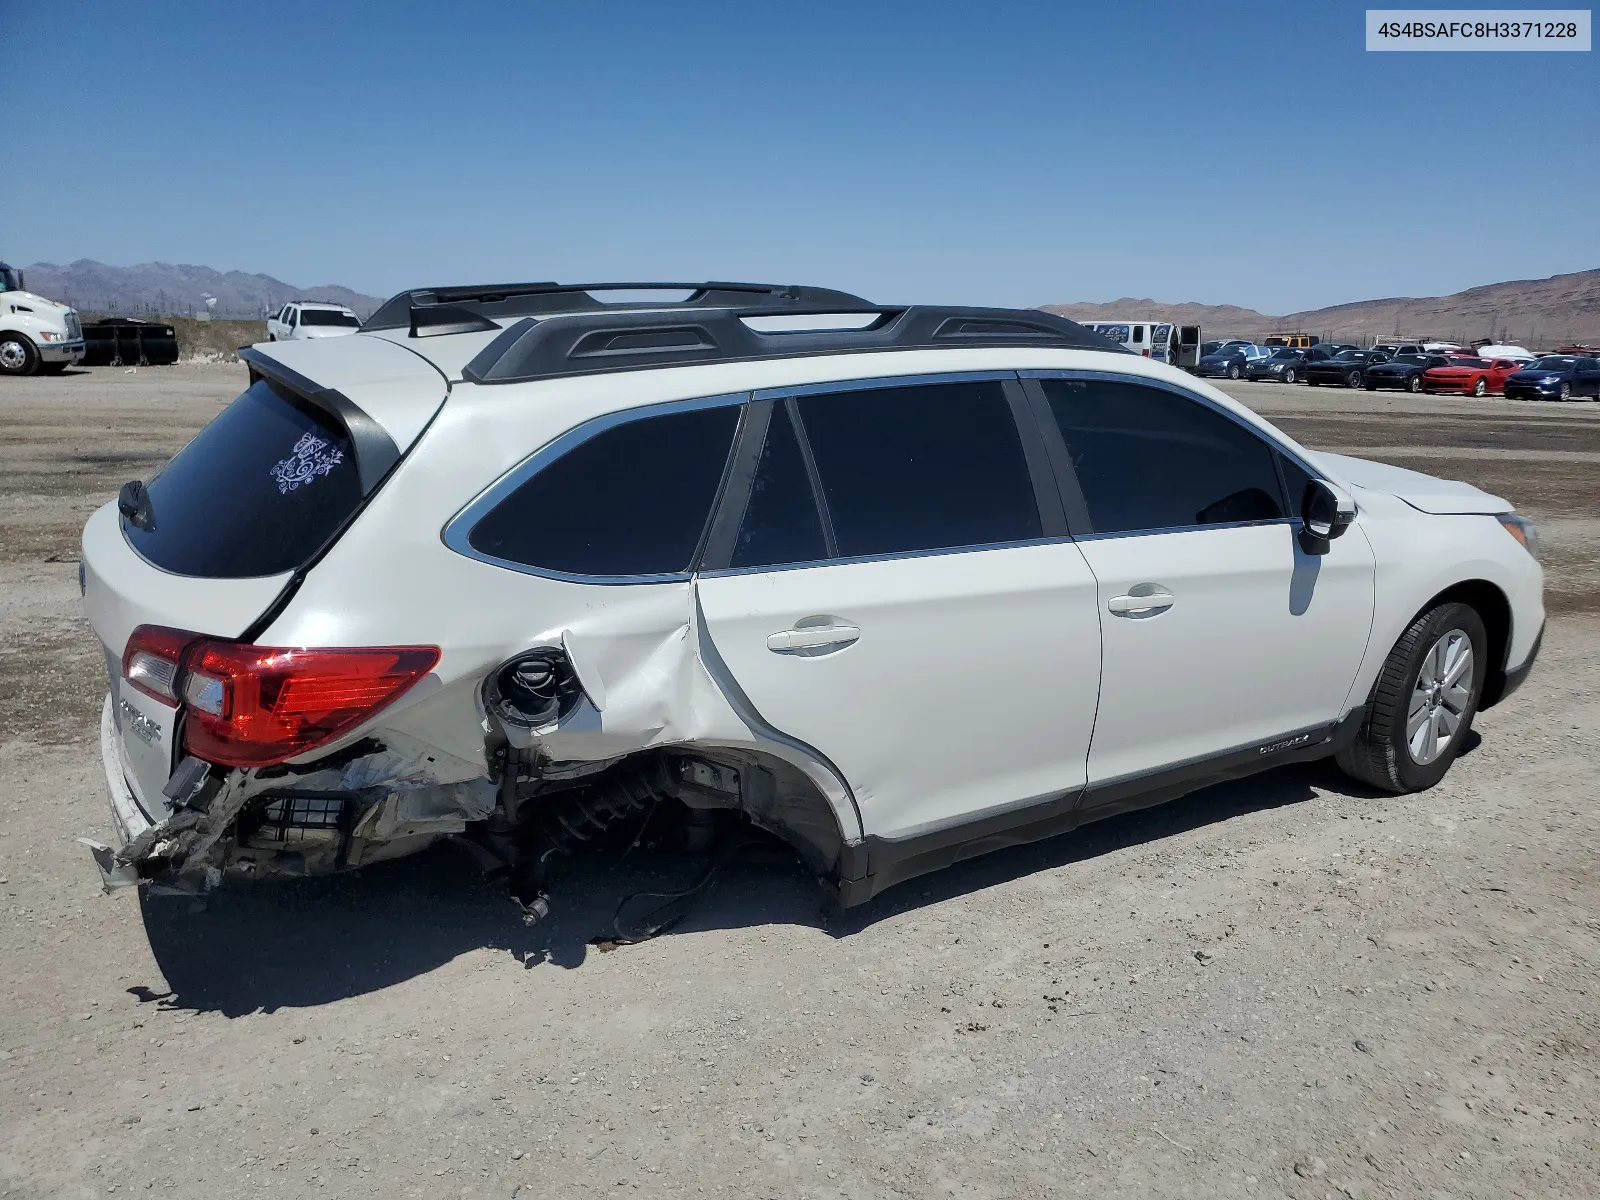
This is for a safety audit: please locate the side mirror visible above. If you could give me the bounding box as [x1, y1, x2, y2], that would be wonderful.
[1300, 479, 1355, 554]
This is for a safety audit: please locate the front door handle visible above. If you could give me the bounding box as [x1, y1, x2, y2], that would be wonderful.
[1108, 589, 1175, 616]
[767, 620, 861, 654]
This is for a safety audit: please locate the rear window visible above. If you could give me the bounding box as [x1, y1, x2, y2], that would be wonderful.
[123, 378, 364, 578]
[299, 309, 360, 327]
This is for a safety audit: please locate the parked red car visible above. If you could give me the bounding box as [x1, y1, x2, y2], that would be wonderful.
[1421, 356, 1523, 397]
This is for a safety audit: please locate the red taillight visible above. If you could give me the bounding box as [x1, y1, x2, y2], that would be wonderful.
[123, 625, 199, 706]
[120, 625, 438, 768]
[182, 643, 439, 768]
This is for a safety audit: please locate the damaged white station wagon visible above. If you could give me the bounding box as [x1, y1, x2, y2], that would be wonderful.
[81, 281, 1545, 918]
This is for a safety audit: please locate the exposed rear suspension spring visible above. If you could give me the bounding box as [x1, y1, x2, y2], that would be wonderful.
[534, 758, 672, 856]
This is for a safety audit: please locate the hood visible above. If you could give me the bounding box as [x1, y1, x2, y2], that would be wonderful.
[300, 326, 359, 339]
[1308, 451, 1511, 515]
[2, 289, 72, 316]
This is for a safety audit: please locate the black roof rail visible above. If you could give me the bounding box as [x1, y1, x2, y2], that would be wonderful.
[461, 305, 1123, 385]
[363, 280, 873, 332]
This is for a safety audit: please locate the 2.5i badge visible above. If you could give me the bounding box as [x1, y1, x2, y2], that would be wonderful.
[117, 698, 160, 746]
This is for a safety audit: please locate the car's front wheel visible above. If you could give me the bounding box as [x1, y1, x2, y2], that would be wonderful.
[1559, 382, 1571, 401]
[1336, 601, 1487, 793]
[1228, 364, 1241, 380]
[1472, 377, 1487, 397]
[1284, 368, 1297, 384]
[1347, 371, 1362, 388]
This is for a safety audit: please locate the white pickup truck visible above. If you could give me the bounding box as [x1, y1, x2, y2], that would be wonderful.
[0, 262, 85, 376]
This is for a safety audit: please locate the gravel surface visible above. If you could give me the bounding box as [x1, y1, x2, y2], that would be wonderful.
[1, 365, 1596, 1199]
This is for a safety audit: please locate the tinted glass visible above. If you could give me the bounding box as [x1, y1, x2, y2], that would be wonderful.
[796, 380, 1040, 558]
[469, 405, 739, 577]
[123, 379, 364, 578]
[730, 403, 828, 569]
[1041, 378, 1287, 535]
[1279, 454, 1314, 519]
[1532, 357, 1576, 370]
[299, 309, 361, 327]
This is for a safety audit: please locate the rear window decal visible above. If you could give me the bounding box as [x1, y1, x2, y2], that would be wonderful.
[271, 431, 346, 494]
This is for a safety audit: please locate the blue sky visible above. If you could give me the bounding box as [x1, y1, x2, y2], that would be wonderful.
[6, 0, 1596, 314]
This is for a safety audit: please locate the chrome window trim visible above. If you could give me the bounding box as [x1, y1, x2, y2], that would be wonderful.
[441, 391, 748, 585]
[696, 518, 1300, 580]
[1018, 367, 1335, 512]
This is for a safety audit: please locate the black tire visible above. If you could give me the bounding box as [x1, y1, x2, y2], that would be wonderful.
[1407, 374, 1423, 393]
[0, 333, 39, 377]
[1336, 601, 1488, 794]
[1347, 371, 1362, 388]
[1284, 369, 1297, 384]
[1472, 377, 1487, 397]
[1559, 382, 1571, 401]
[268, 333, 277, 341]
[1227, 364, 1241, 380]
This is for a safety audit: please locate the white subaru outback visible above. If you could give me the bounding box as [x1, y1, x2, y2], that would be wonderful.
[80, 281, 1544, 918]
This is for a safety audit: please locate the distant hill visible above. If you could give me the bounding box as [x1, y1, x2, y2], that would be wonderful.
[19, 259, 385, 320]
[1045, 268, 1600, 347]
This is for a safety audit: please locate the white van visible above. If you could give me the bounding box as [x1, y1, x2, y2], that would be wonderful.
[1080, 320, 1201, 368]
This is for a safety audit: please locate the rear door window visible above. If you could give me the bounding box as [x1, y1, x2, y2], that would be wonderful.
[123, 378, 365, 577]
[793, 380, 1041, 558]
[1039, 377, 1287, 535]
[468, 405, 741, 578]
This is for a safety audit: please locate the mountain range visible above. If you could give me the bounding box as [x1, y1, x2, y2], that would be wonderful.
[17, 260, 386, 320]
[15, 259, 1600, 346]
[1043, 268, 1600, 347]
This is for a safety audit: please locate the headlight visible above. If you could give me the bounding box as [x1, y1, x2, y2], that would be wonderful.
[1496, 513, 1541, 562]
[38, 330, 68, 342]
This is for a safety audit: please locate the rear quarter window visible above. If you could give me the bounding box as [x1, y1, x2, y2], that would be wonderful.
[466, 404, 742, 578]
[122, 378, 365, 578]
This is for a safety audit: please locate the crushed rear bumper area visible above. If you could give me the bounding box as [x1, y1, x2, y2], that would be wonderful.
[82, 693, 497, 894]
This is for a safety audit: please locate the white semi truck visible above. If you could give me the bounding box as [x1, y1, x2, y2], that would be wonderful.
[0, 262, 85, 376]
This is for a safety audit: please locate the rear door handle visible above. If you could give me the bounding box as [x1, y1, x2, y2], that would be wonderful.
[1108, 589, 1174, 616]
[766, 621, 861, 654]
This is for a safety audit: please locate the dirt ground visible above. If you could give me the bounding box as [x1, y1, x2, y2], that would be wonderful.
[1, 365, 1597, 1200]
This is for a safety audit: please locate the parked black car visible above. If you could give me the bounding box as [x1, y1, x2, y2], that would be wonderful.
[1306, 349, 1388, 388]
[1194, 343, 1261, 379]
[1245, 346, 1334, 383]
[1363, 354, 1451, 393]
[1503, 355, 1600, 401]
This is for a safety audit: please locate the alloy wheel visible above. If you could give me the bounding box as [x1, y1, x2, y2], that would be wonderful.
[0, 339, 26, 371]
[1406, 628, 1474, 766]
[1472, 378, 1487, 397]
[1347, 371, 1361, 388]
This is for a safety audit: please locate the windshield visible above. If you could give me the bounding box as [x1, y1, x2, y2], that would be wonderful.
[1392, 355, 1428, 365]
[0, 267, 20, 293]
[1268, 349, 1300, 360]
[1201, 341, 1223, 356]
[299, 308, 360, 327]
[1332, 351, 1365, 361]
[1530, 356, 1577, 370]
